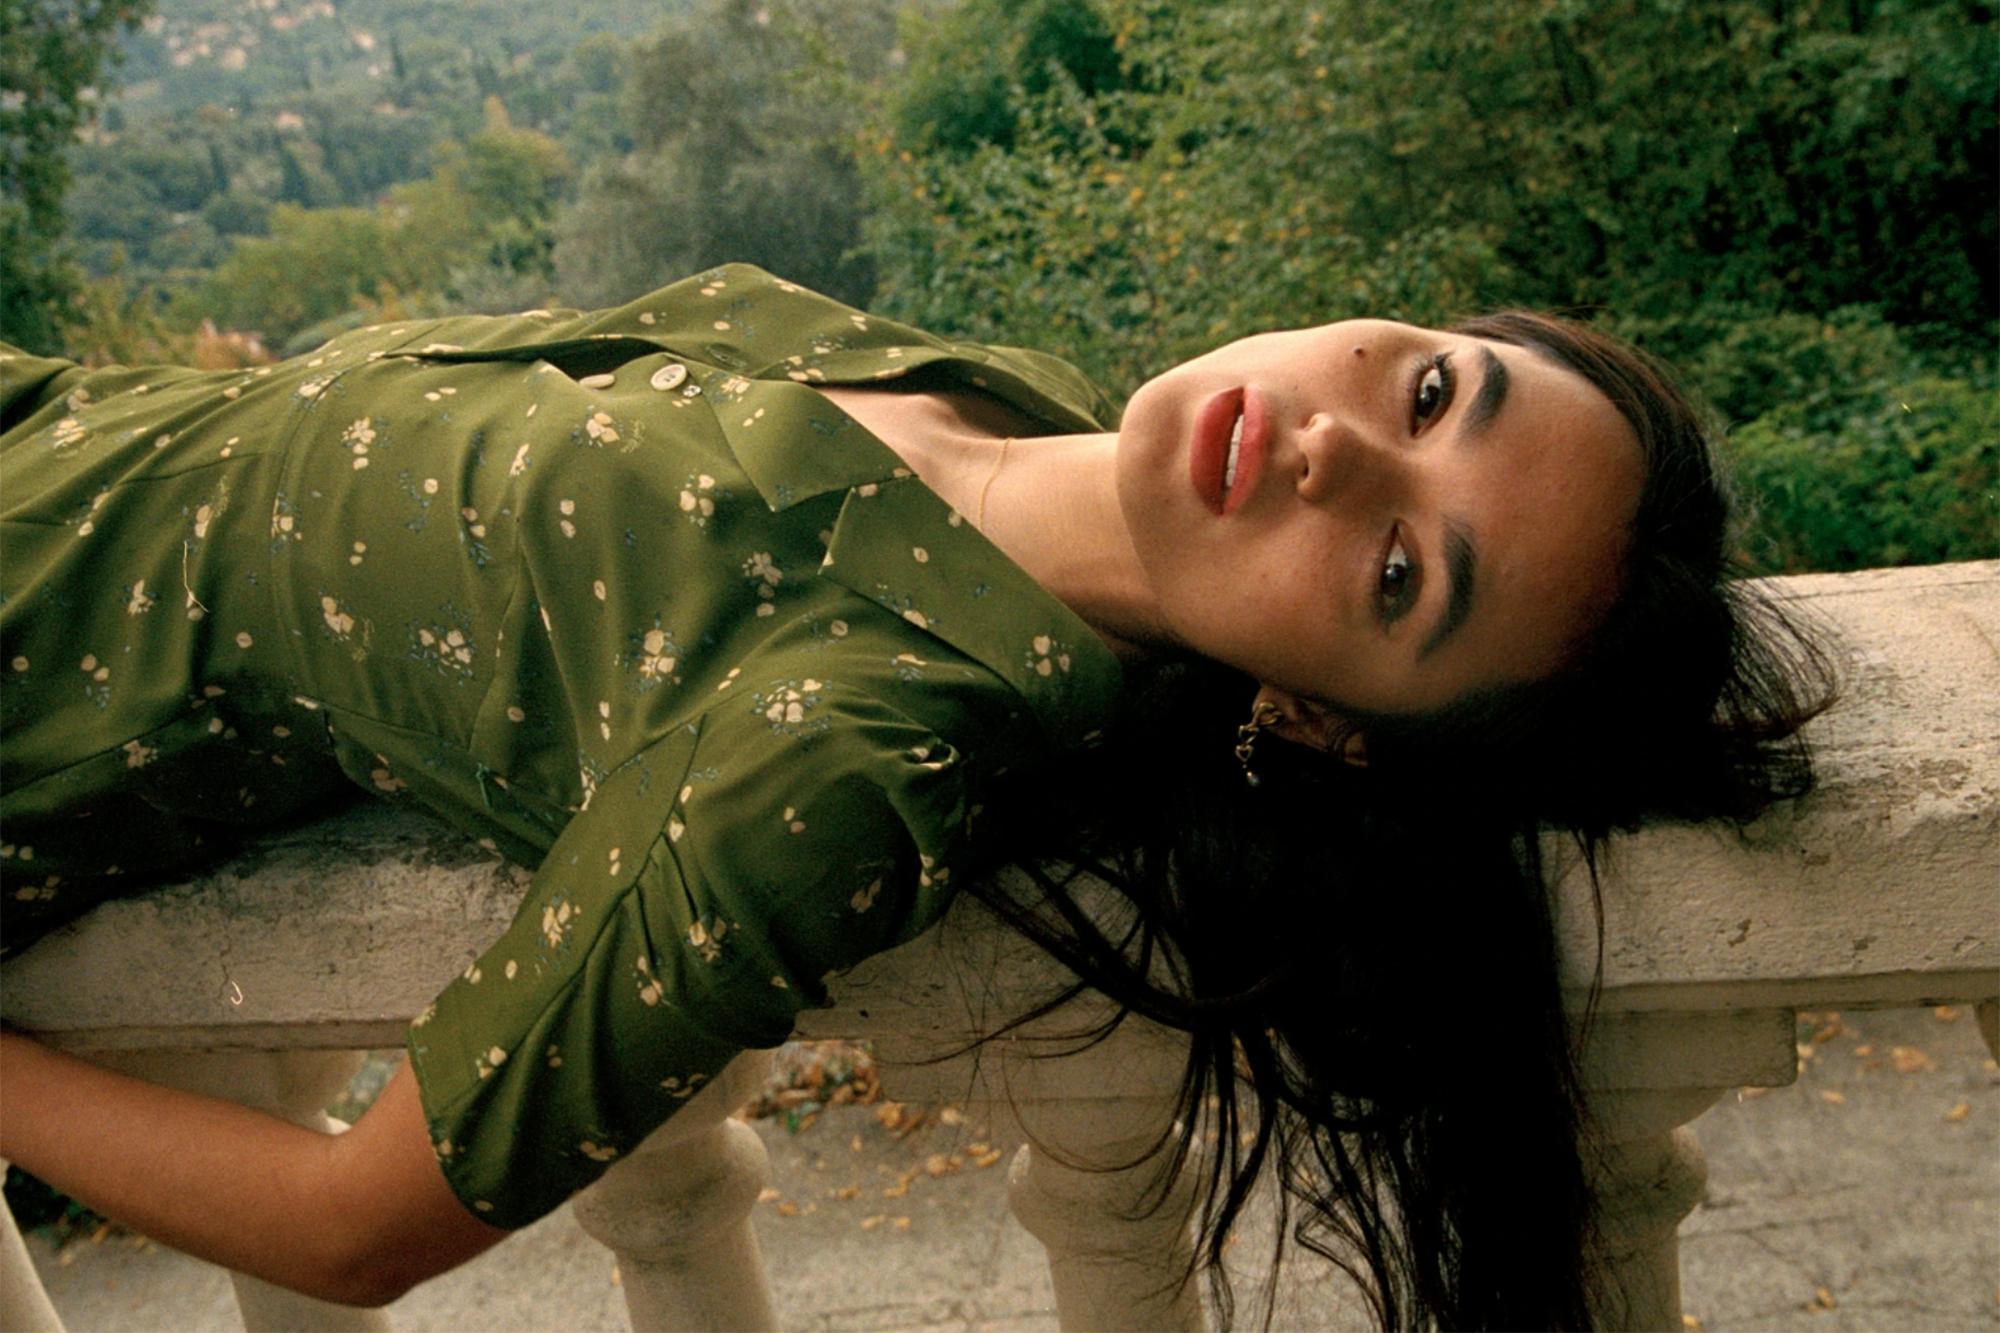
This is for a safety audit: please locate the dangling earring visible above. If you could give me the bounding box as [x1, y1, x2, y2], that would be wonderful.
[1234, 698, 1284, 787]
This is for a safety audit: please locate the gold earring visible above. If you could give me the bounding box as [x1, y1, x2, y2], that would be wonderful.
[1235, 699, 1284, 787]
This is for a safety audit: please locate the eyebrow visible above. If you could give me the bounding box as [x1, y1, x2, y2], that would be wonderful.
[1419, 518, 1477, 660]
[1461, 345, 1510, 437]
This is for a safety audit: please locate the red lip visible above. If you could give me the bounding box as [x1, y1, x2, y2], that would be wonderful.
[1189, 386, 1268, 516]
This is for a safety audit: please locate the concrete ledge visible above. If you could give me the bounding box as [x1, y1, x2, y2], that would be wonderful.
[5, 563, 1996, 1086]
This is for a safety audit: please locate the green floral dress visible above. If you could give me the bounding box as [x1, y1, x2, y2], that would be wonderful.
[0, 265, 1124, 1225]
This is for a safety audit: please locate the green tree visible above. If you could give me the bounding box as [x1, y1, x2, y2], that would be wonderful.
[191, 204, 413, 342]
[552, 0, 899, 310]
[189, 107, 574, 348]
[890, 0, 1129, 154]
[0, 0, 153, 352]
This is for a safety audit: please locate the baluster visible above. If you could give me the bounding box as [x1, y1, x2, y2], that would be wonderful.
[1585, 1086, 1726, 1333]
[569, 1049, 779, 1333]
[995, 1024, 1203, 1333]
[0, 1155, 67, 1332]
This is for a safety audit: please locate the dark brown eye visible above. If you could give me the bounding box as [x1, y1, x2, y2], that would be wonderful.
[1380, 536, 1413, 608]
[1412, 353, 1455, 427]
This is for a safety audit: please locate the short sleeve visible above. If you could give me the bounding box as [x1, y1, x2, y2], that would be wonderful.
[406, 682, 973, 1226]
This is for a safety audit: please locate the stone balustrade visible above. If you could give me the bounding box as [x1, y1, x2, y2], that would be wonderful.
[3, 560, 1995, 1332]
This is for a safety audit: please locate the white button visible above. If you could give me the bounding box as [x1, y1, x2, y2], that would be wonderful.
[650, 363, 688, 392]
[578, 372, 616, 390]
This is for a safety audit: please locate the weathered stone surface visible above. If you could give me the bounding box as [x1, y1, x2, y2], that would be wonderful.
[3, 802, 528, 1050]
[1549, 560, 1996, 1016]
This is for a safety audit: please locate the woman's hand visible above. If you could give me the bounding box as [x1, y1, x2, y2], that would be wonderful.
[0, 1030, 509, 1306]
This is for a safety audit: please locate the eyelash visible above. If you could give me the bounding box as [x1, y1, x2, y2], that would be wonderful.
[1410, 351, 1456, 429]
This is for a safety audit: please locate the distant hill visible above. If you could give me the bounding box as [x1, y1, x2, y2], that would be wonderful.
[111, 0, 675, 117]
[68, 0, 685, 288]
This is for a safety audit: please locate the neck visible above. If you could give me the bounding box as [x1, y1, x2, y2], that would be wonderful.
[809, 384, 1173, 660]
[966, 431, 1170, 661]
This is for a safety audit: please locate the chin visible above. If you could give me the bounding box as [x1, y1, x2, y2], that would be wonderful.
[1113, 385, 1182, 508]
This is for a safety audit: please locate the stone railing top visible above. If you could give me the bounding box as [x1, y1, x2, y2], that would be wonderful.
[5, 563, 1995, 1069]
[1547, 560, 1995, 1012]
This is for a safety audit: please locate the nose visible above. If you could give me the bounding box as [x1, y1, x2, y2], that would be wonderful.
[1294, 411, 1408, 508]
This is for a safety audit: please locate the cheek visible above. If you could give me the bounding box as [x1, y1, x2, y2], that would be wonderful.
[1191, 531, 1346, 673]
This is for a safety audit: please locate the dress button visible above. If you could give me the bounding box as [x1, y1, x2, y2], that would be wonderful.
[650, 363, 688, 392]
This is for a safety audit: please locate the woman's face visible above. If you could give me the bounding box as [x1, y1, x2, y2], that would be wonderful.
[1115, 320, 1645, 718]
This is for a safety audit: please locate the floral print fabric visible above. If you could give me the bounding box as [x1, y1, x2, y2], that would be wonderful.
[0, 265, 1123, 1225]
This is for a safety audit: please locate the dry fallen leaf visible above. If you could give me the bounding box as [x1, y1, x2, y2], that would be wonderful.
[972, 1148, 1005, 1168]
[1852, 1044, 1874, 1057]
[776, 1201, 799, 1217]
[610, 1264, 621, 1287]
[850, 1134, 864, 1153]
[924, 1153, 954, 1177]
[1682, 1315, 1703, 1331]
[1945, 1102, 1971, 1123]
[757, 1187, 782, 1204]
[893, 1216, 911, 1230]
[1820, 1090, 1847, 1105]
[1934, 1004, 1961, 1021]
[882, 1180, 910, 1199]
[860, 1214, 887, 1231]
[939, 1105, 966, 1127]
[1890, 1045, 1934, 1074]
[833, 1184, 861, 1201]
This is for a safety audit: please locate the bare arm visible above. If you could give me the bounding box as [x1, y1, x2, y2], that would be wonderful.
[0, 1031, 509, 1307]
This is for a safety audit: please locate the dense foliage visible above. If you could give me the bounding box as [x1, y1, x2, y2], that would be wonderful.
[550, 0, 898, 310]
[11, 0, 1996, 571]
[0, 0, 153, 351]
[51, 0, 660, 334]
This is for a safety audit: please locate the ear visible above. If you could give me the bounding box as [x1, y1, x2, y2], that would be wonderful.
[1251, 685, 1369, 768]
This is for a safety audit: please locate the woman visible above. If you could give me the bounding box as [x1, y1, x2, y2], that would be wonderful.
[0, 265, 1831, 1326]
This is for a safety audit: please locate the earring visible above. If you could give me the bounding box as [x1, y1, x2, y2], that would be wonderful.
[1234, 699, 1284, 787]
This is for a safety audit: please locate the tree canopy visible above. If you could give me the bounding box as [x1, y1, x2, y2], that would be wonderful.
[1, 0, 154, 351]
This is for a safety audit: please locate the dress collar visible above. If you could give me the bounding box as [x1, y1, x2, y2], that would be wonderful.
[687, 290, 1125, 748]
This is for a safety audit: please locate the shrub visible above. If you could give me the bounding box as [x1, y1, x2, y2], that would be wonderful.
[1726, 370, 1998, 574]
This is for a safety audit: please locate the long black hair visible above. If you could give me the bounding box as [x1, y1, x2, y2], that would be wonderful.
[965, 312, 1838, 1329]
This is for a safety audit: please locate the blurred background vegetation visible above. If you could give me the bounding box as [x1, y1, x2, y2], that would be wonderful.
[3, 0, 1993, 573]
